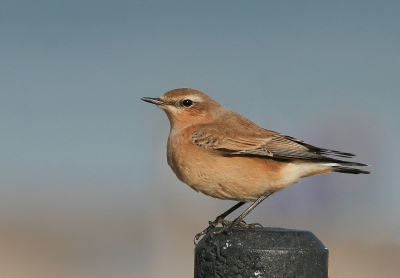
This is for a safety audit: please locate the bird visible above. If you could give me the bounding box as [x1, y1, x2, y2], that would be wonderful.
[141, 88, 370, 243]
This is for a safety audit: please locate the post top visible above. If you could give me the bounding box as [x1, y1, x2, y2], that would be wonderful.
[196, 227, 327, 251]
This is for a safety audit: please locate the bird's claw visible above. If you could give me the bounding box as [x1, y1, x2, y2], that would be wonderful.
[194, 224, 214, 245]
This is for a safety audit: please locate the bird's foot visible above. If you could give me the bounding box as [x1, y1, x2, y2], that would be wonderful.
[194, 215, 227, 244]
[211, 220, 263, 237]
[194, 217, 263, 244]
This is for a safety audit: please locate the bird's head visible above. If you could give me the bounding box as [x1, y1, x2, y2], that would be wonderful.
[141, 88, 222, 129]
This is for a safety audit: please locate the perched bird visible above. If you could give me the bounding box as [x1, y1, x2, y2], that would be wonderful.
[141, 88, 370, 243]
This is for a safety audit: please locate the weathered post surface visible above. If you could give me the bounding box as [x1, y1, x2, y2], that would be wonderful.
[195, 227, 328, 278]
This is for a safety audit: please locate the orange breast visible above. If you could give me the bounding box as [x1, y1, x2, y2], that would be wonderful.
[166, 127, 309, 202]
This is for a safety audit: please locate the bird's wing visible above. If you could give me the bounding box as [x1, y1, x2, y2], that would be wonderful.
[192, 127, 274, 157]
[192, 125, 365, 165]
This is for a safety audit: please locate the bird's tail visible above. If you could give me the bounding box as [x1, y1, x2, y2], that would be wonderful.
[332, 166, 370, 174]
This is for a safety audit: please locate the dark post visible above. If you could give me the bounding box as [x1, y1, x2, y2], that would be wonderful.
[195, 227, 328, 278]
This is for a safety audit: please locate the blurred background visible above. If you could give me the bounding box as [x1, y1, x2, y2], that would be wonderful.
[1, 1, 399, 277]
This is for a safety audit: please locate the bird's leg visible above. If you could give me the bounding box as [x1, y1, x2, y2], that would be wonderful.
[211, 192, 274, 238]
[194, 201, 246, 244]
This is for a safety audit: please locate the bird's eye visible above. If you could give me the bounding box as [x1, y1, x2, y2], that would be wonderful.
[182, 99, 193, 107]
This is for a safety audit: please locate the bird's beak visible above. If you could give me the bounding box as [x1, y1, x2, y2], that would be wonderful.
[141, 97, 165, 106]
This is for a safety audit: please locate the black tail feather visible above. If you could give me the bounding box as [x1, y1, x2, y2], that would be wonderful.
[332, 166, 370, 174]
[317, 149, 356, 158]
[332, 160, 369, 167]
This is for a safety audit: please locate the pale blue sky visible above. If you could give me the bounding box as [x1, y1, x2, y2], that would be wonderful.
[1, 1, 400, 276]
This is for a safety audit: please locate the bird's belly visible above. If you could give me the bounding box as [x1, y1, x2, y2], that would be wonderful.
[168, 146, 302, 202]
